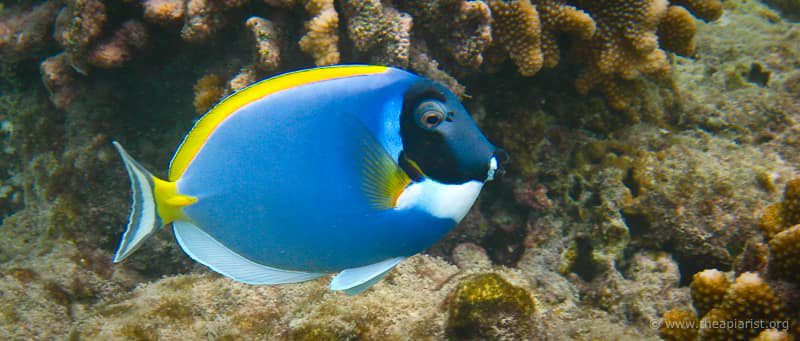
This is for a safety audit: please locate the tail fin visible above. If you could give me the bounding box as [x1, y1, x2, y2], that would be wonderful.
[112, 141, 164, 262]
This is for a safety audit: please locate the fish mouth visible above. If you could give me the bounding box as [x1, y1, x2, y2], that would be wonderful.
[486, 148, 508, 181]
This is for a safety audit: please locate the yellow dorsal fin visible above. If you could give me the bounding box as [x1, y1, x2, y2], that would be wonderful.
[152, 177, 197, 224]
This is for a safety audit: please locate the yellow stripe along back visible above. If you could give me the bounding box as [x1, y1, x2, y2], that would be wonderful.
[168, 65, 390, 181]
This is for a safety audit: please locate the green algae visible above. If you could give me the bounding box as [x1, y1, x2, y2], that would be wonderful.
[446, 273, 535, 339]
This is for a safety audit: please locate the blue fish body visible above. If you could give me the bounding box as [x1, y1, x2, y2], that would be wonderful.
[112, 65, 502, 294]
[180, 69, 454, 272]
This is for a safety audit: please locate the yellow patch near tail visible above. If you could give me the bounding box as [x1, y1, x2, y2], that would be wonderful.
[152, 177, 197, 224]
[358, 131, 411, 210]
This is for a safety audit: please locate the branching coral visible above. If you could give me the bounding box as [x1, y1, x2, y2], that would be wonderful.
[193, 74, 225, 114]
[487, 0, 544, 76]
[571, 0, 671, 110]
[402, 0, 492, 68]
[689, 269, 729, 316]
[532, 0, 596, 68]
[54, 0, 107, 71]
[297, 0, 340, 66]
[760, 175, 800, 238]
[659, 308, 699, 340]
[657, 5, 698, 56]
[5, 0, 722, 113]
[40, 53, 83, 109]
[768, 224, 800, 283]
[671, 0, 723, 21]
[246, 17, 281, 71]
[87, 20, 148, 69]
[662, 271, 790, 340]
[0, 1, 60, 62]
[342, 0, 412, 67]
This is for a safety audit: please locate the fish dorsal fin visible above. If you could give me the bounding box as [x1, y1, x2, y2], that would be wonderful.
[352, 119, 411, 210]
[330, 257, 405, 295]
[172, 221, 324, 285]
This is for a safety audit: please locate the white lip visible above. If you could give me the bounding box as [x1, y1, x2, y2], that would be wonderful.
[486, 156, 498, 181]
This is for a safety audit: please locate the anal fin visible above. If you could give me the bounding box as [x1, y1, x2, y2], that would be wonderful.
[173, 221, 324, 285]
[330, 257, 404, 295]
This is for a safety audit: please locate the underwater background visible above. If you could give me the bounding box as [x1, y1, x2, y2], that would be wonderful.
[0, 0, 799, 339]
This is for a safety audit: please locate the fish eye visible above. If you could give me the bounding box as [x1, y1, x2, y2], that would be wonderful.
[415, 100, 447, 131]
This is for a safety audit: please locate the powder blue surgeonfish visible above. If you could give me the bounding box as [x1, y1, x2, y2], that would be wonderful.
[112, 65, 505, 295]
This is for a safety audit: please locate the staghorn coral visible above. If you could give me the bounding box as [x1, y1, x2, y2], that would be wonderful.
[532, 0, 596, 68]
[672, 0, 723, 21]
[659, 308, 699, 341]
[87, 20, 148, 69]
[657, 5, 698, 56]
[760, 175, 800, 238]
[487, 0, 543, 76]
[53, 0, 107, 72]
[246, 17, 281, 71]
[193, 74, 225, 114]
[665, 271, 791, 340]
[689, 269, 730, 316]
[401, 0, 492, 68]
[0, 1, 60, 62]
[40, 53, 84, 109]
[297, 0, 340, 66]
[752, 329, 793, 341]
[143, 0, 185, 27]
[711, 272, 787, 339]
[571, 0, 671, 110]
[768, 224, 800, 283]
[342, 0, 412, 67]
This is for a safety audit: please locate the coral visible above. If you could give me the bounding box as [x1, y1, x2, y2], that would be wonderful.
[87, 20, 148, 69]
[297, 0, 340, 66]
[752, 329, 793, 341]
[143, 0, 185, 27]
[571, 0, 671, 110]
[193, 74, 225, 114]
[0, 1, 60, 62]
[342, 0, 412, 66]
[534, 0, 597, 68]
[760, 175, 800, 238]
[659, 308, 698, 341]
[229, 65, 259, 91]
[445, 273, 536, 339]
[487, 0, 543, 76]
[246, 17, 281, 71]
[657, 5, 697, 56]
[401, 0, 492, 68]
[181, 0, 227, 43]
[672, 0, 723, 21]
[689, 269, 730, 316]
[40, 53, 84, 109]
[666, 271, 790, 340]
[409, 45, 466, 98]
[713, 272, 786, 338]
[768, 224, 800, 283]
[53, 0, 107, 71]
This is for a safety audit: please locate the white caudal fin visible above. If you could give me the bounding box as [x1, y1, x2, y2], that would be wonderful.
[112, 141, 163, 262]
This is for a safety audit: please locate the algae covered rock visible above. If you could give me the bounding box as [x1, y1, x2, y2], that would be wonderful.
[446, 273, 536, 340]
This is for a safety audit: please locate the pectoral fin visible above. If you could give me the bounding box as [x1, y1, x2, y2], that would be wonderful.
[349, 117, 411, 210]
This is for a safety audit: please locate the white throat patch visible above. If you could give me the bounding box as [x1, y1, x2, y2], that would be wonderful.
[395, 179, 483, 222]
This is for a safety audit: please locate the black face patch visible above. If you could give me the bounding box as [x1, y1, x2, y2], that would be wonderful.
[399, 80, 497, 184]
